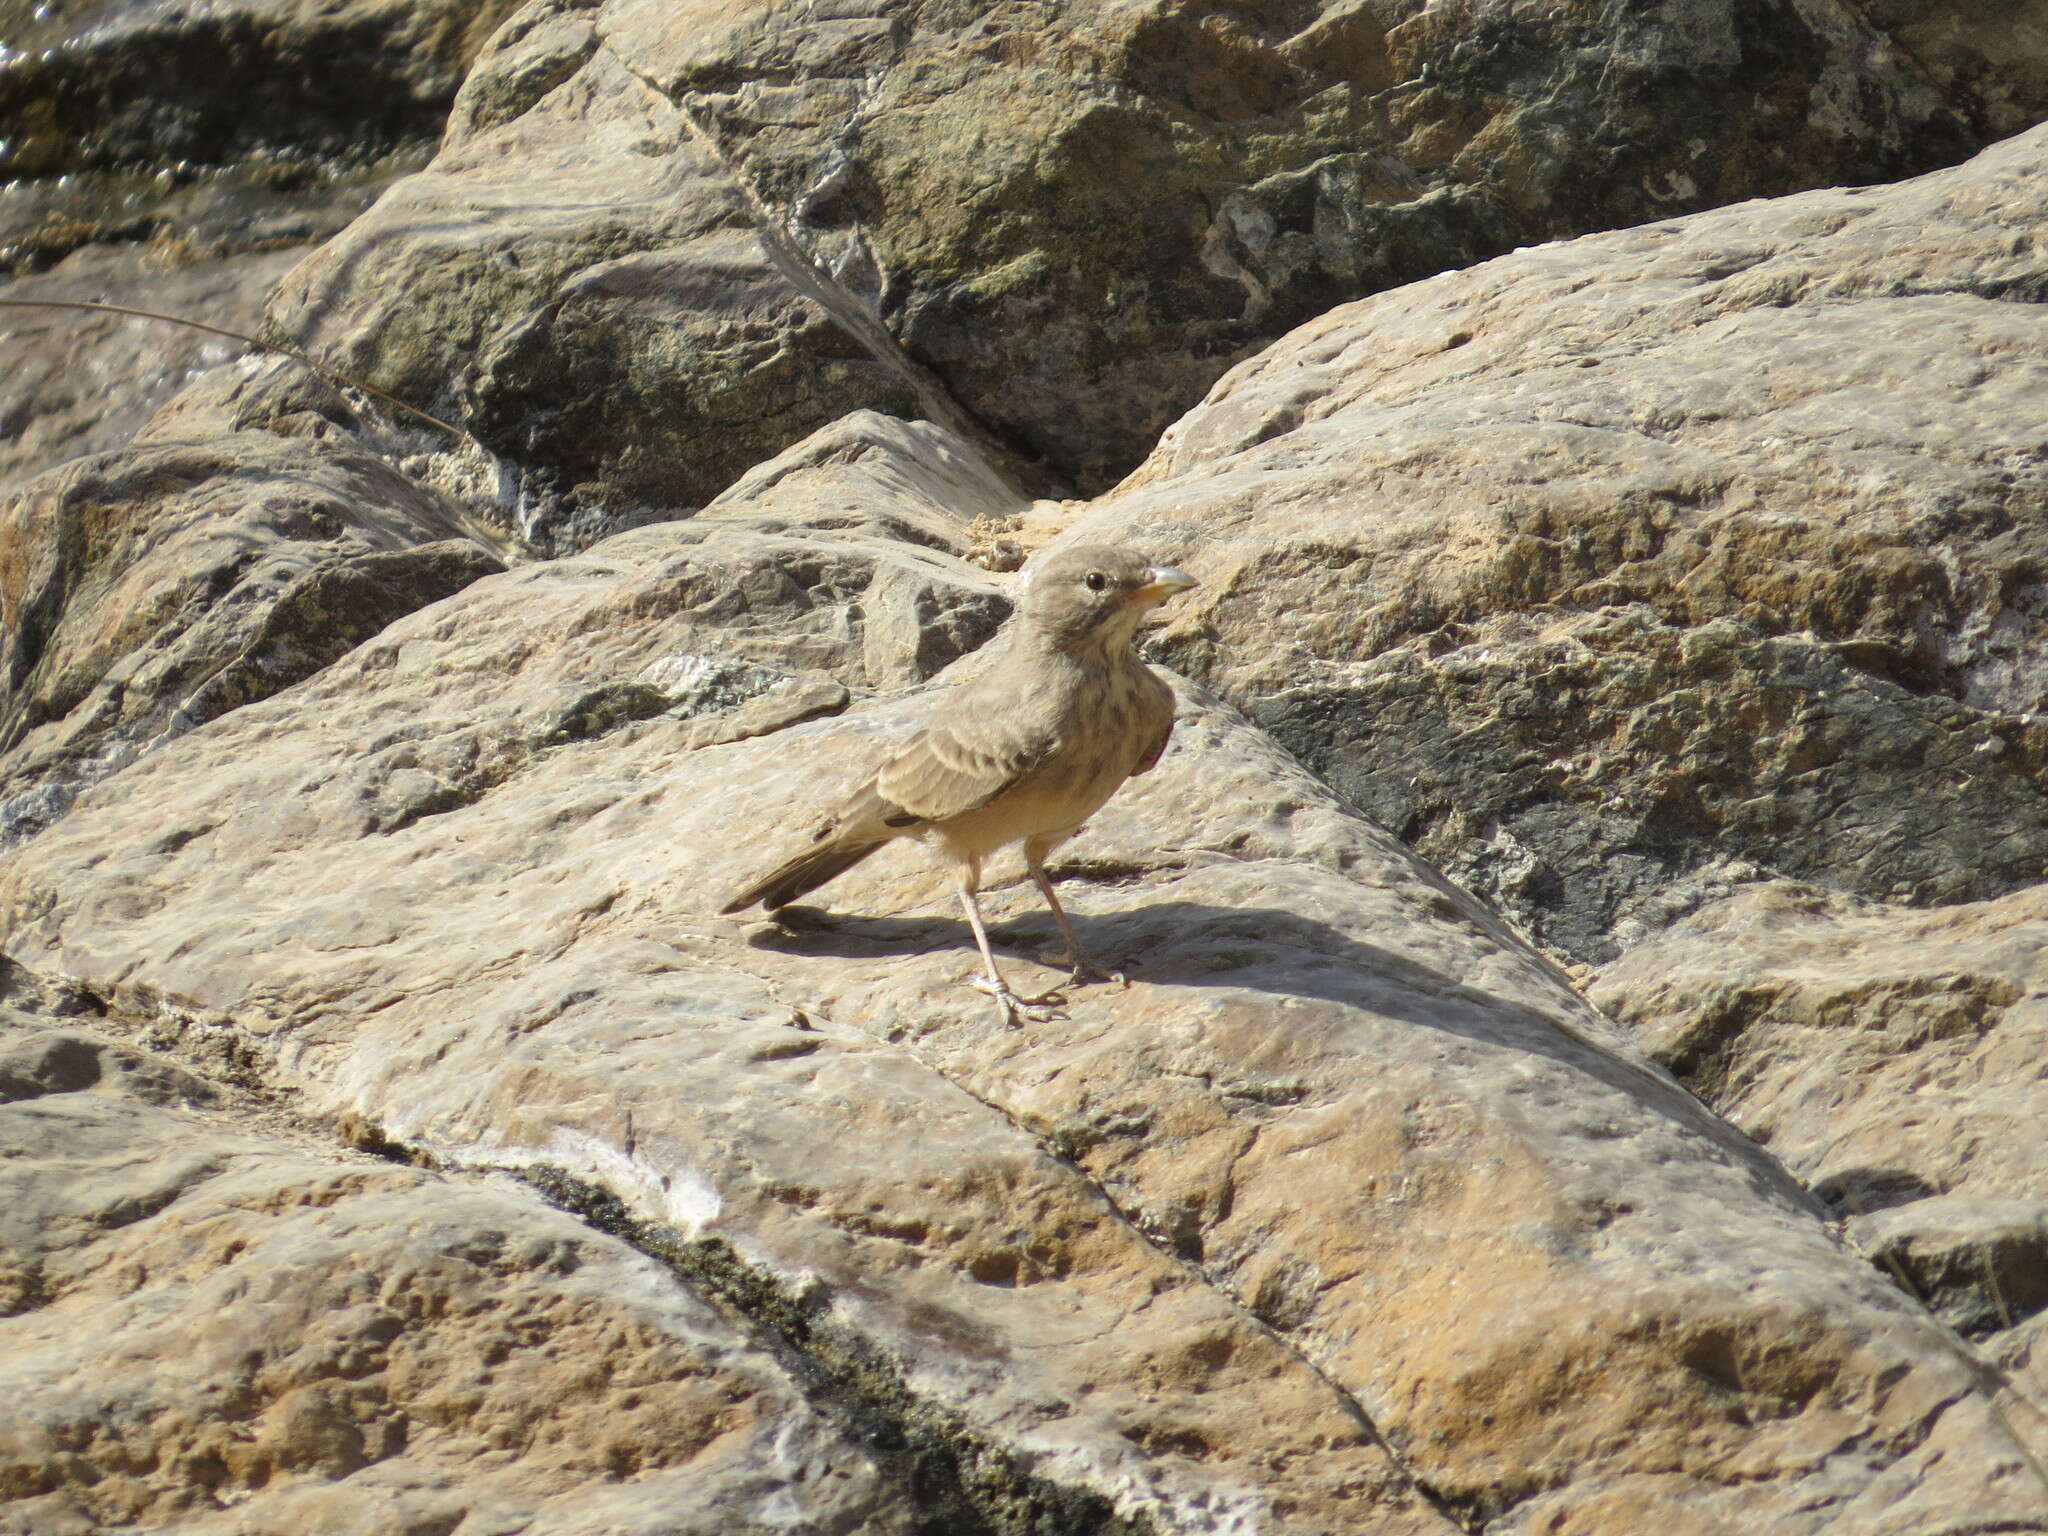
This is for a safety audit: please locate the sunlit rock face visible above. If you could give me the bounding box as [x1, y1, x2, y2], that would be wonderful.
[1082, 124, 2048, 965]
[2, 5, 2047, 1532]
[261, 0, 2010, 540]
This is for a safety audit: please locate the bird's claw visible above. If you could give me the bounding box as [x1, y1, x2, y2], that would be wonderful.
[972, 974, 1067, 1027]
[1046, 951, 1128, 990]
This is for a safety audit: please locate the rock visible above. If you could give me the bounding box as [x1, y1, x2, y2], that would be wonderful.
[0, 0, 507, 280]
[1071, 121, 2048, 964]
[0, 0, 523, 529]
[1872, 0, 2048, 142]
[9, 3, 2048, 1519]
[262, 0, 2022, 541]
[0, 0, 515, 183]
[0, 247, 305, 496]
[0, 377, 511, 844]
[1589, 880, 2048, 1213]
[672, 675, 851, 750]
[262, 35, 944, 551]
[1848, 1197, 2048, 1339]
[3, 413, 2042, 1532]
[0, 1006, 916, 1535]
[1588, 878, 2048, 1400]
[0, 1012, 218, 1107]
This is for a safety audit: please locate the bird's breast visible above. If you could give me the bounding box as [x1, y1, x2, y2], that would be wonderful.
[926, 659, 1166, 862]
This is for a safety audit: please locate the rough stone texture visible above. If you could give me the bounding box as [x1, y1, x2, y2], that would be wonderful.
[1073, 121, 2048, 964]
[261, 0, 2026, 540]
[2, 414, 2042, 1534]
[0, 1004, 919, 1536]
[0, 0, 515, 182]
[0, 0, 515, 527]
[9, 1, 2048, 1522]
[1867, 0, 2048, 142]
[1590, 879, 2048, 1417]
[0, 246, 303, 496]
[0, 362, 512, 844]
[0, 0, 506, 275]
[1851, 1197, 2048, 1339]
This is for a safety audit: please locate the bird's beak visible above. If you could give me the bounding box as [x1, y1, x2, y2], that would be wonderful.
[1128, 565, 1198, 605]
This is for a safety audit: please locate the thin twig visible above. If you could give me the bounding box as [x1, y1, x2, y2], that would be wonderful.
[0, 296, 468, 440]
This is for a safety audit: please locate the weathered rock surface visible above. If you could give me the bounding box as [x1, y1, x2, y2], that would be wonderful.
[7, 0, 2048, 1520]
[0, 0, 513, 183]
[1802, 0, 2048, 145]
[0, 362, 512, 844]
[263, 0, 2027, 539]
[0, 1003, 924, 1536]
[1074, 120, 2048, 964]
[0, 0, 505, 280]
[0, 0, 511, 505]
[1591, 879, 2048, 1408]
[0, 246, 305, 495]
[3, 414, 2043, 1533]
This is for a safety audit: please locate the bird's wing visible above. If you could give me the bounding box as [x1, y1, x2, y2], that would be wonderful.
[1127, 670, 1176, 777]
[1130, 714, 1173, 777]
[874, 712, 1060, 826]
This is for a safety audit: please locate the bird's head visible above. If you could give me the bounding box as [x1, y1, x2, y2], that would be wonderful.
[1019, 545, 1198, 653]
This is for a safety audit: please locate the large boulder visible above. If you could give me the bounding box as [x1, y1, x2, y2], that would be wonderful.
[0, 362, 511, 844]
[0, 0, 520, 499]
[0, 1006, 918, 1536]
[2, 414, 2041, 1532]
[1070, 120, 2048, 964]
[0, 0, 536, 505]
[1591, 879, 2048, 1409]
[0, 0, 517, 183]
[262, 0, 2025, 541]
[5, 4, 2048, 1523]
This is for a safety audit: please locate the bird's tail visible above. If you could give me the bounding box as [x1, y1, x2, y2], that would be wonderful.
[719, 831, 891, 914]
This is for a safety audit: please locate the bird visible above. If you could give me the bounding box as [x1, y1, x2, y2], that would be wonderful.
[720, 544, 1198, 1025]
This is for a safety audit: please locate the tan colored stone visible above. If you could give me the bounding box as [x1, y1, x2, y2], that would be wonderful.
[0, 248, 302, 498]
[1591, 879, 2048, 1418]
[1072, 122, 2048, 962]
[0, 1011, 913, 1536]
[262, 0, 2013, 541]
[2, 413, 2040, 1531]
[1591, 882, 2048, 1211]
[0, 396, 509, 844]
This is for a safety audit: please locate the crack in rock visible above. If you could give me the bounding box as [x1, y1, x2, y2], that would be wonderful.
[515, 1164, 1161, 1536]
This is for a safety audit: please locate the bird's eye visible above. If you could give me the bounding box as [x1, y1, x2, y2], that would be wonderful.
[1084, 572, 1108, 592]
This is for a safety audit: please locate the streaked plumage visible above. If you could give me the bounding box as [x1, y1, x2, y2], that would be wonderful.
[721, 544, 1196, 1024]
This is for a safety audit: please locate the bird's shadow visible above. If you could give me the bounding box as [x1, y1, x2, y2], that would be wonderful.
[750, 897, 1815, 1213]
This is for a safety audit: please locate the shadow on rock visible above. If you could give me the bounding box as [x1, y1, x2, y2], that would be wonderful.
[754, 897, 1819, 1215]
[1813, 1167, 1945, 1218]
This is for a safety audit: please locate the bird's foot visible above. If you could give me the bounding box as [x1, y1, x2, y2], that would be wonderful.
[1045, 950, 1128, 990]
[972, 973, 1067, 1027]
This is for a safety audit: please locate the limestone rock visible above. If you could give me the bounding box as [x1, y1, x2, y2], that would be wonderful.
[0, 1006, 915, 1536]
[3, 413, 2041, 1533]
[1589, 878, 2048, 1408]
[0, 0, 505, 281]
[262, 0, 2019, 539]
[1590, 880, 2048, 1209]
[1849, 1196, 2048, 1339]
[262, 34, 940, 551]
[7, 6, 2048, 1522]
[1870, 0, 2048, 142]
[0, 0, 515, 183]
[0, 247, 304, 496]
[1075, 121, 2048, 963]
[0, 385, 510, 843]
[0, 0, 510, 535]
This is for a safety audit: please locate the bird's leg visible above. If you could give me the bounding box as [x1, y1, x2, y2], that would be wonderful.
[958, 881, 1064, 1027]
[1026, 849, 1127, 991]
